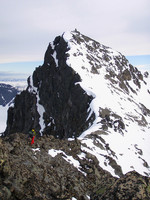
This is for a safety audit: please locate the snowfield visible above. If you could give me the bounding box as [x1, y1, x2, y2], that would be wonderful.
[62, 31, 150, 177]
[0, 105, 8, 134]
[29, 31, 150, 177]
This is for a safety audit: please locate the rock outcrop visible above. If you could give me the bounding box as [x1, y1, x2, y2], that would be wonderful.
[0, 133, 150, 200]
[4, 35, 94, 138]
[91, 171, 150, 200]
[0, 133, 114, 200]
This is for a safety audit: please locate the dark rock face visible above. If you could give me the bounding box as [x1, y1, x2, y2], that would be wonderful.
[4, 36, 94, 138]
[5, 91, 40, 135]
[0, 83, 18, 106]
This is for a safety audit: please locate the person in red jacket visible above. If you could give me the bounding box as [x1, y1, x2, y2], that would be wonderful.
[31, 135, 35, 145]
[29, 129, 36, 145]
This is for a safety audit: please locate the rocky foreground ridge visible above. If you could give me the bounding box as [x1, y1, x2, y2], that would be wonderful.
[0, 133, 150, 200]
[1, 30, 150, 199]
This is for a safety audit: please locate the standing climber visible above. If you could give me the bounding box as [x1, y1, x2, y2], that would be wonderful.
[29, 129, 36, 145]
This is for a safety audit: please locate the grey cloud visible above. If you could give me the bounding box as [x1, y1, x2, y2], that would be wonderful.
[0, 0, 150, 63]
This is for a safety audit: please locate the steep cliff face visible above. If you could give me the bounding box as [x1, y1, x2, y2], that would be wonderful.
[4, 30, 150, 178]
[4, 34, 94, 138]
[5, 91, 40, 135]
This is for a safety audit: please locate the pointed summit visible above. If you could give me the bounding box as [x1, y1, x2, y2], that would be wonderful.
[4, 30, 150, 177]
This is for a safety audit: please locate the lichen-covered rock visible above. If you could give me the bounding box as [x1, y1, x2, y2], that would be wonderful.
[91, 171, 150, 200]
[0, 133, 115, 200]
[1, 133, 150, 199]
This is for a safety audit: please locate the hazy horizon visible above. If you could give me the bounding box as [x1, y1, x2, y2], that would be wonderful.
[0, 54, 149, 80]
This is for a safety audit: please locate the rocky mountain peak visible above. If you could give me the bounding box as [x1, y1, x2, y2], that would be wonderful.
[63, 30, 144, 94]
[4, 31, 95, 138]
[3, 30, 150, 178]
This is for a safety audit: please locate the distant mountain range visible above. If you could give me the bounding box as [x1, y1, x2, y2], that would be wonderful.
[0, 83, 19, 106]
[0, 81, 27, 134]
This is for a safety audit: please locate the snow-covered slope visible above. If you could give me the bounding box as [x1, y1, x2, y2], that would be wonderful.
[0, 104, 8, 134]
[61, 31, 150, 177]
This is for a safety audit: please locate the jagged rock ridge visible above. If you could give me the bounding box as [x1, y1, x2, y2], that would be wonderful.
[4, 35, 94, 139]
[4, 30, 150, 178]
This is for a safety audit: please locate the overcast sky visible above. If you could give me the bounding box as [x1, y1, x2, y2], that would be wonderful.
[0, 0, 150, 64]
